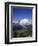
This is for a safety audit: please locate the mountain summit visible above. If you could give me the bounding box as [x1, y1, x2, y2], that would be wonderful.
[12, 18, 32, 29]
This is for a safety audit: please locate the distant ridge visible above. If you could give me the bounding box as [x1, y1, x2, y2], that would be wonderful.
[12, 18, 32, 30]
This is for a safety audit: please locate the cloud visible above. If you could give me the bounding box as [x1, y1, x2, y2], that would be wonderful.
[19, 18, 32, 26]
[13, 21, 18, 23]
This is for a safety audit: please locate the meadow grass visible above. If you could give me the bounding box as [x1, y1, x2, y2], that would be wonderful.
[15, 28, 32, 37]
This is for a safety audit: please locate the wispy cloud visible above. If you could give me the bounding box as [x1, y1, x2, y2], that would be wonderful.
[13, 21, 18, 23]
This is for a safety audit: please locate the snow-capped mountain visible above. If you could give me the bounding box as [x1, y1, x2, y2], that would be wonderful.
[12, 18, 32, 29]
[19, 18, 32, 25]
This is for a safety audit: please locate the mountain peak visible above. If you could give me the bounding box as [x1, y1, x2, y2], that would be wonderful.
[12, 18, 32, 26]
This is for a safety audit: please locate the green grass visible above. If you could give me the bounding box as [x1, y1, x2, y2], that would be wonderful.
[15, 28, 32, 37]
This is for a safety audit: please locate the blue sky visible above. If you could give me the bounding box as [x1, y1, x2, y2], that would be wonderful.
[11, 6, 32, 21]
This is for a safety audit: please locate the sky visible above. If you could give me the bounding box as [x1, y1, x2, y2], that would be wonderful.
[11, 6, 32, 22]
